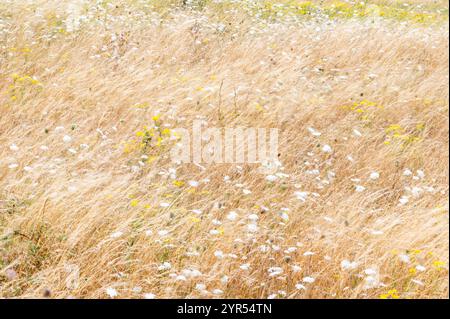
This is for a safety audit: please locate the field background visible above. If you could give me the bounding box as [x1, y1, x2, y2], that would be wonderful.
[0, 0, 448, 298]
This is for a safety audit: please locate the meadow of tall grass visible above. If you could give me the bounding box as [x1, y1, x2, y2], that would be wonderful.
[0, 0, 448, 299]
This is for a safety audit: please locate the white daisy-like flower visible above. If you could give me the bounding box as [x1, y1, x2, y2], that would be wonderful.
[195, 283, 206, 291]
[416, 265, 426, 272]
[188, 180, 199, 187]
[321, 144, 332, 153]
[212, 289, 223, 295]
[295, 283, 306, 290]
[355, 185, 366, 192]
[399, 196, 409, 205]
[363, 275, 380, 289]
[294, 191, 308, 202]
[279, 212, 289, 222]
[227, 211, 238, 221]
[181, 269, 202, 278]
[240, 263, 250, 270]
[10, 144, 19, 151]
[5, 268, 17, 281]
[157, 262, 172, 271]
[106, 287, 118, 298]
[268, 267, 283, 277]
[291, 265, 301, 272]
[307, 127, 321, 137]
[246, 223, 259, 233]
[398, 254, 410, 263]
[110, 231, 123, 239]
[302, 276, 315, 283]
[403, 168, 413, 176]
[411, 187, 423, 198]
[209, 229, 220, 235]
[364, 268, 377, 276]
[259, 245, 270, 253]
[369, 172, 380, 180]
[212, 219, 222, 226]
[341, 260, 358, 270]
[353, 129, 362, 137]
[416, 170, 425, 179]
[63, 135, 72, 143]
[143, 293, 156, 299]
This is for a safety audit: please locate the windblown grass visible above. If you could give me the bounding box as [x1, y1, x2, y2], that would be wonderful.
[0, 0, 448, 298]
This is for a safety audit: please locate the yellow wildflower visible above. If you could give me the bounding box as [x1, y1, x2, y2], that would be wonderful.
[190, 216, 201, 223]
[380, 289, 400, 299]
[432, 261, 446, 270]
[173, 180, 185, 187]
[130, 199, 139, 207]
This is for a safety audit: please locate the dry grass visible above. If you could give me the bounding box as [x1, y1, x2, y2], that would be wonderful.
[0, 0, 448, 299]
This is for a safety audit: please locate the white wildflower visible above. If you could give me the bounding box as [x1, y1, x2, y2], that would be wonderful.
[214, 250, 225, 259]
[157, 262, 172, 271]
[341, 260, 358, 271]
[403, 169, 413, 176]
[110, 231, 123, 239]
[106, 287, 118, 298]
[212, 289, 223, 295]
[10, 144, 19, 152]
[321, 144, 332, 153]
[294, 191, 309, 202]
[295, 283, 306, 290]
[398, 254, 410, 263]
[307, 127, 321, 137]
[188, 180, 199, 187]
[227, 211, 238, 221]
[369, 172, 380, 180]
[399, 196, 409, 205]
[247, 223, 258, 233]
[268, 267, 283, 277]
[416, 265, 426, 272]
[240, 263, 250, 270]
